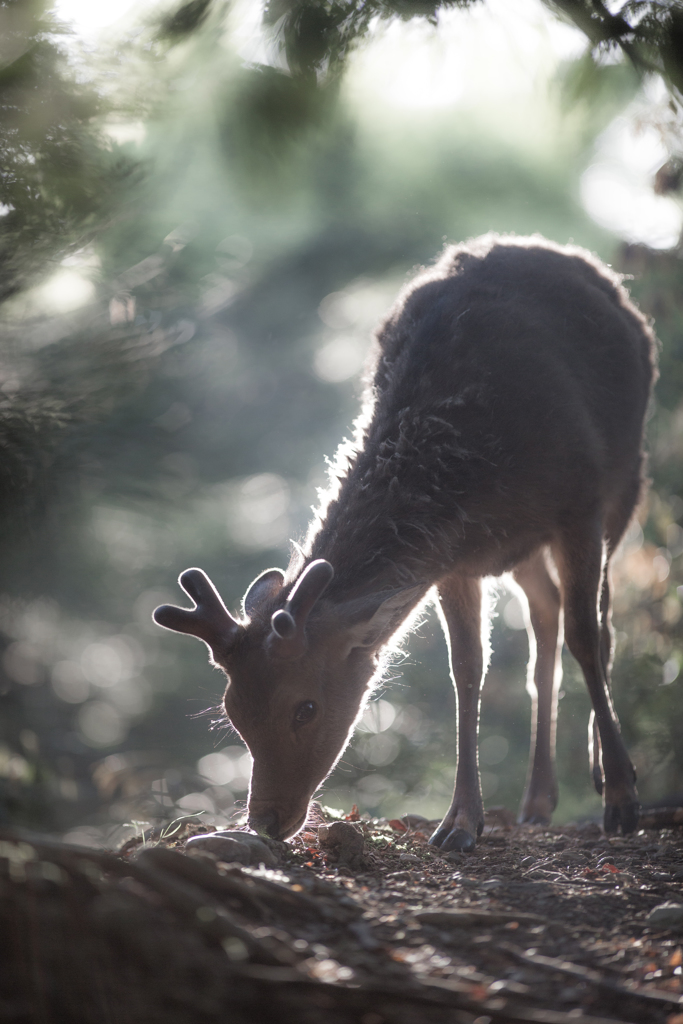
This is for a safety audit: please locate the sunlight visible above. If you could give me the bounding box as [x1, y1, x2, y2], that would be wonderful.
[346, 0, 585, 112]
[581, 110, 683, 250]
[52, 0, 141, 37]
[343, 1, 680, 249]
[39, 269, 96, 313]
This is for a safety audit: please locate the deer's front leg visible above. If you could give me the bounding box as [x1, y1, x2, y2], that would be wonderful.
[429, 574, 485, 854]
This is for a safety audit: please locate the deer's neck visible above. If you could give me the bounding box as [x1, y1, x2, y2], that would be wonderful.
[305, 436, 458, 600]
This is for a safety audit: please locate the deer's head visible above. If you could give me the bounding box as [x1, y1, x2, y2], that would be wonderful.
[153, 561, 423, 840]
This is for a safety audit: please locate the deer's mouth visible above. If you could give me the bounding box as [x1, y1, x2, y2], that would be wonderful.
[248, 804, 309, 841]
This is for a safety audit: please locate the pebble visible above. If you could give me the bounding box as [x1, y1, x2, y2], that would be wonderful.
[480, 877, 505, 891]
[646, 902, 683, 930]
[318, 821, 364, 869]
[186, 831, 278, 868]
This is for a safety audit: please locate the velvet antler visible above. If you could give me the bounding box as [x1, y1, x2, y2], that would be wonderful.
[153, 568, 243, 663]
[269, 559, 334, 659]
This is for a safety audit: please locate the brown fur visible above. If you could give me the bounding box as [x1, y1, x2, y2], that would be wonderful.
[154, 234, 657, 848]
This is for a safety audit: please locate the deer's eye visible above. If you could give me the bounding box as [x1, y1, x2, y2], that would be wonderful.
[294, 700, 317, 724]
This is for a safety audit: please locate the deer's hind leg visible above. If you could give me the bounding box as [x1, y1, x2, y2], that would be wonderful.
[553, 517, 638, 835]
[430, 573, 488, 854]
[590, 486, 641, 800]
[513, 549, 563, 826]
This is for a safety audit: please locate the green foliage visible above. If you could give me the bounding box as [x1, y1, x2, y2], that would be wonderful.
[261, 0, 683, 93]
[0, 0, 138, 300]
[160, 0, 214, 39]
[546, 1, 683, 92]
[264, 0, 480, 79]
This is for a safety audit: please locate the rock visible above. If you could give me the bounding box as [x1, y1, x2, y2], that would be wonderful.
[398, 852, 421, 864]
[219, 830, 281, 867]
[186, 835, 251, 864]
[186, 830, 279, 868]
[480, 877, 505, 891]
[318, 821, 364, 869]
[646, 902, 683, 930]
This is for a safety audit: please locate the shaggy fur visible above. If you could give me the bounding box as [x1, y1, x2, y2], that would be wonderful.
[300, 233, 655, 598]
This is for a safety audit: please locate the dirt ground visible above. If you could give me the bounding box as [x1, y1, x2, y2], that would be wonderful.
[2, 806, 683, 1024]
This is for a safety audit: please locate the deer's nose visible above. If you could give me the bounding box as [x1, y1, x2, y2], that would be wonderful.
[248, 808, 280, 839]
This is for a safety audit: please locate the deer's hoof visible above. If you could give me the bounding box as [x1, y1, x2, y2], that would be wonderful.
[429, 825, 476, 853]
[604, 799, 640, 835]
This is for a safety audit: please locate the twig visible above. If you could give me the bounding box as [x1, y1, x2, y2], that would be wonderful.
[501, 942, 683, 1009]
[232, 970, 638, 1024]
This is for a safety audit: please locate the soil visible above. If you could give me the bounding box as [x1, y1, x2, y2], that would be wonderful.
[2, 806, 683, 1024]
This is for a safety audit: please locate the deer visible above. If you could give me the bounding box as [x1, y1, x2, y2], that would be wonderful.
[153, 233, 656, 853]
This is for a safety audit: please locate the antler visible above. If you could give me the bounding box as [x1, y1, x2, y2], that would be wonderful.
[153, 568, 243, 663]
[269, 559, 334, 659]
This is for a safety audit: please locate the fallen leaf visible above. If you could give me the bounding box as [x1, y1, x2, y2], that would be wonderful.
[468, 984, 488, 1001]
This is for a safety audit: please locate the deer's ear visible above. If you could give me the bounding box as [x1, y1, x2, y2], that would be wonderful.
[338, 585, 427, 650]
[244, 568, 285, 617]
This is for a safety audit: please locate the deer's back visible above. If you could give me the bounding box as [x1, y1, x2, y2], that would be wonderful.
[312, 236, 656, 589]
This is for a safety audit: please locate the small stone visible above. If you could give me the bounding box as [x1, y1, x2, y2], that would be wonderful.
[218, 830, 280, 867]
[186, 835, 251, 864]
[646, 902, 683, 930]
[318, 821, 364, 869]
[480, 877, 505, 891]
[398, 853, 421, 864]
[186, 830, 278, 867]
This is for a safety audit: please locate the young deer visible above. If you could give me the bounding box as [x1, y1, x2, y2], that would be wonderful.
[154, 234, 656, 851]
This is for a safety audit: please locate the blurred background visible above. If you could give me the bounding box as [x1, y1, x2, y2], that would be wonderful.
[1, 0, 682, 847]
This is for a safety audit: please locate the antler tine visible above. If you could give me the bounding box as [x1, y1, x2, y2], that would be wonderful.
[153, 568, 242, 661]
[288, 559, 334, 620]
[269, 559, 334, 657]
